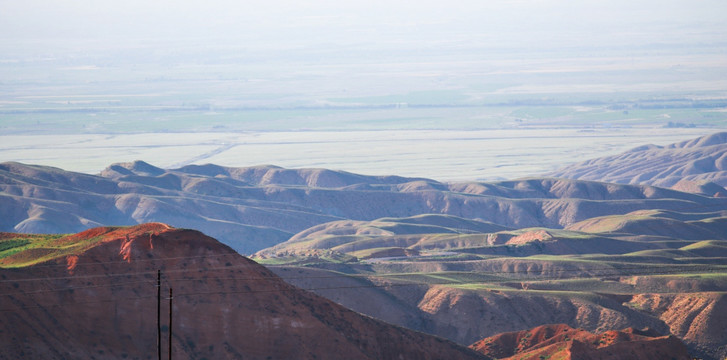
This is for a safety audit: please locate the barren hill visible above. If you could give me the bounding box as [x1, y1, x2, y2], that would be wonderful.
[0, 224, 486, 360]
[257, 214, 510, 258]
[3, 161, 724, 253]
[469, 324, 691, 360]
[547, 131, 727, 189]
[629, 292, 727, 357]
[259, 208, 727, 260]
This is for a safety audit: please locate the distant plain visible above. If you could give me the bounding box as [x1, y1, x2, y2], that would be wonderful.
[2, 38, 726, 181]
[0, 127, 715, 181]
[2, 6, 727, 181]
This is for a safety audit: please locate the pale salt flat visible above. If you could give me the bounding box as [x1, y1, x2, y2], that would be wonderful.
[0, 128, 718, 182]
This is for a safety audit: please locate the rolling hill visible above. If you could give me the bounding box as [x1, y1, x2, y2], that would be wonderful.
[3, 161, 725, 254]
[254, 208, 727, 359]
[547, 131, 727, 189]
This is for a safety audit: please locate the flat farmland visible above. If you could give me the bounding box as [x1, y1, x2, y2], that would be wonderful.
[2, 35, 726, 181]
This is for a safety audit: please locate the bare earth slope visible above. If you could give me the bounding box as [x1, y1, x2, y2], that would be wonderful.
[547, 131, 727, 189]
[469, 324, 691, 360]
[0, 224, 486, 360]
[629, 292, 727, 358]
[3, 161, 725, 253]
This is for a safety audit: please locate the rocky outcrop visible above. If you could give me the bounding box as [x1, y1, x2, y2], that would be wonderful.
[415, 286, 668, 345]
[628, 293, 727, 360]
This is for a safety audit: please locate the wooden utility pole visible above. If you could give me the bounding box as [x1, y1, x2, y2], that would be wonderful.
[168, 288, 173, 360]
[157, 270, 161, 360]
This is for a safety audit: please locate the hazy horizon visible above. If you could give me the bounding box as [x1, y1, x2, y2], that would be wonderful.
[2, 0, 727, 180]
[4, 1, 726, 45]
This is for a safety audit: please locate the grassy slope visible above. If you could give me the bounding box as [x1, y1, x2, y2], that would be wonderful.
[0, 233, 71, 267]
[0, 224, 170, 268]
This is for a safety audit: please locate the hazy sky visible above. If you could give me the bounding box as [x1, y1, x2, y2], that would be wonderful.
[1, 0, 726, 176]
[2, 0, 725, 51]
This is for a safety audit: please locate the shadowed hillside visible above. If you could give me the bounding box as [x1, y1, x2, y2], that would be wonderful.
[0, 224, 486, 360]
[3, 161, 725, 253]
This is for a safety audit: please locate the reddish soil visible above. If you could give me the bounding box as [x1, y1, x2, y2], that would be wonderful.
[470, 324, 691, 360]
[505, 230, 553, 245]
[629, 292, 727, 359]
[0, 224, 487, 360]
[51, 222, 172, 246]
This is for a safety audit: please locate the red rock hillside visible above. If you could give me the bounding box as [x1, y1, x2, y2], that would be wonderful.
[0, 223, 487, 360]
[469, 324, 691, 360]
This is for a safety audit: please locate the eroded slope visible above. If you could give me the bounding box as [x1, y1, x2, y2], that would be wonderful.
[469, 324, 690, 360]
[0, 224, 487, 360]
[3, 161, 723, 253]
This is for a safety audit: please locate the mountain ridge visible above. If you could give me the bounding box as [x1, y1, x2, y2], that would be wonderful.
[3, 161, 724, 253]
[547, 131, 727, 188]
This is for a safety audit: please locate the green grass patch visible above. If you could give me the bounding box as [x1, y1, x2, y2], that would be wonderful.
[364, 271, 510, 285]
[348, 247, 401, 259]
[0, 238, 31, 253]
[523, 254, 608, 264]
[448, 283, 513, 291]
[0, 234, 67, 264]
[515, 278, 636, 293]
[0, 228, 161, 268]
[647, 272, 727, 279]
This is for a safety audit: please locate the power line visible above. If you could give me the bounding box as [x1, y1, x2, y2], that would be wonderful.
[0, 257, 705, 288]
[1, 265, 721, 315]
[0, 293, 156, 313]
[0, 263, 723, 314]
[0, 251, 243, 271]
[0, 279, 155, 297]
[0, 260, 257, 284]
[1, 260, 724, 291]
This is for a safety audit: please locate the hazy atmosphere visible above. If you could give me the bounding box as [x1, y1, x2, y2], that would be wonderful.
[2, 0, 727, 179]
[5, 2, 727, 359]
